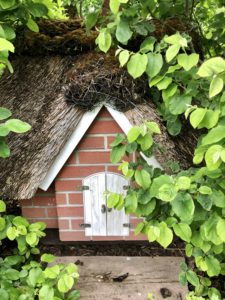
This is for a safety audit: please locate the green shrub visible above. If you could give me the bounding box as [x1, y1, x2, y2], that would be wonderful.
[0, 200, 80, 300]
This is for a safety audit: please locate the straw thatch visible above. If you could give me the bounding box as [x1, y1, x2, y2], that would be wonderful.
[0, 20, 198, 200]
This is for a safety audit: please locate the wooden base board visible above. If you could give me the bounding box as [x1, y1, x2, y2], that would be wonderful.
[55, 256, 188, 300]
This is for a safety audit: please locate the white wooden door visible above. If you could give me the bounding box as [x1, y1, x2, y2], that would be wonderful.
[83, 173, 107, 236]
[83, 172, 129, 236]
[106, 173, 129, 236]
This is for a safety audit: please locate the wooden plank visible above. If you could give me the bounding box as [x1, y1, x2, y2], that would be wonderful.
[55, 256, 188, 300]
[83, 173, 106, 236]
[106, 173, 129, 236]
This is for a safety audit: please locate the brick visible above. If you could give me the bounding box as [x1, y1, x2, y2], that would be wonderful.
[78, 151, 110, 164]
[20, 199, 32, 207]
[55, 180, 82, 192]
[57, 165, 105, 179]
[97, 107, 112, 118]
[47, 207, 57, 217]
[57, 206, 84, 217]
[65, 153, 76, 164]
[56, 193, 67, 205]
[58, 219, 70, 229]
[22, 207, 46, 218]
[107, 166, 121, 174]
[59, 230, 91, 241]
[68, 193, 83, 205]
[27, 218, 58, 228]
[32, 197, 56, 207]
[86, 120, 123, 134]
[124, 232, 147, 240]
[77, 136, 104, 150]
[71, 219, 84, 230]
[107, 135, 118, 149]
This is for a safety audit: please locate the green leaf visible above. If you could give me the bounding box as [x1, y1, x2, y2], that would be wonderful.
[27, 3, 48, 17]
[0, 199, 6, 212]
[107, 193, 120, 208]
[39, 285, 54, 300]
[119, 50, 130, 67]
[150, 175, 174, 198]
[146, 121, 161, 134]
[168, 94, 192, 115]
[171, 193, 195, 222]
[156, 77, 172, 90]
[140, 37, 156, 53]
[134, 222, 145, 235]
[158, 184, 177, 202]
[205, 145, 222, 170]
[216, 218, 225, 242]
[0, 107, 11, 120]
[201, 125, 225, 146]
[136, 199, 156, 217]
[0, 0, 15, 9]
[5, 269, 20, 280]
[110, 144, 126, 163]
[12, 216, 29, 227]
[176, 176, 191, 190]
[190, 108, 207, 129]
[97, 30, 112, 53]
[28, 267, 43, 287]
[137, 133, 153, 151]
[205, 256, 221, 277]
[173, 223, 192, 242]
[6, 119, 31, 133]
[211, 190, 225, 208]
[135, 169, 151, 190]
[27, 18, 39, 33]
[124, 192, 137, 213]
[156, 222, 173, 248]
[0, 124, 10, 137]
[146, 53, 163, 78]
[177, 53, 199, 71]
[116, 20, 133, 44]
[166, 44, 180, 62]
[197, 194, 212, 211]
[109, 0, 120, 13]
[26, 232, 38, 246]
[0, 38, 14, 52]
[7, 227, 17, 240]
[186, 270, 199, 287]
[198, 186, 212, 195]
[164, 33, 187, 47]
[41, 253, 55, 263]
[127, 126, 141, 142]
[147, 225, 160, 242]
[0, 217, 5, 230]
[197, 57, 225, 77]
[209, 76, 224, 98]
[67, 290, 81, 300]
[127, 53, 148, 79]
[198, 109, 220, 129]
[110, 134, 125, 147]
[0, 139, 10, 158]
[58, 274, 74, 293]
[162, 84, 178, 101]
[0, 289, 9, 300]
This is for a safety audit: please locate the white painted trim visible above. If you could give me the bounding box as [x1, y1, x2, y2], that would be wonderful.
[39, 104, 162, 191]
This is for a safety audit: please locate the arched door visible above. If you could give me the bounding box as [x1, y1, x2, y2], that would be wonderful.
[83, 172, 129, 237]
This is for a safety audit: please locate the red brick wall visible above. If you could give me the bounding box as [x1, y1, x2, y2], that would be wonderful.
[21, 107, 146, 241]
[20, 186, 58, 228]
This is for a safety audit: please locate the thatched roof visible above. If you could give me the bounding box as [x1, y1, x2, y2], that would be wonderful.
[0, 20, 197, 200]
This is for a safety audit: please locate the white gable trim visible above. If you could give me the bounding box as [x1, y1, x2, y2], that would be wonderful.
[39, 104, 161, 191]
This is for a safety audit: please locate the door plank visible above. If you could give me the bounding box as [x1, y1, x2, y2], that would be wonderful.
[106, 173, 129, 236]
[83, 173, 107, 236]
